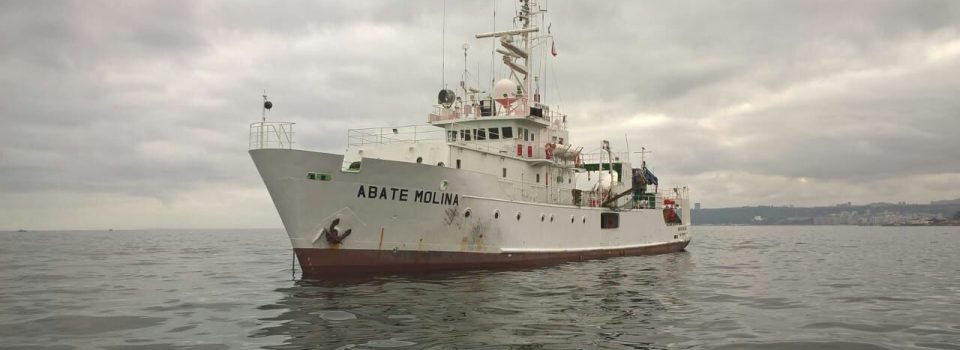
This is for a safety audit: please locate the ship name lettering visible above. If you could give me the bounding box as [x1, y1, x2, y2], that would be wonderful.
[356, 185, 457, 206]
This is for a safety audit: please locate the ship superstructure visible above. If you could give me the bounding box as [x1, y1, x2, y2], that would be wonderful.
[249, 0, 690, 277]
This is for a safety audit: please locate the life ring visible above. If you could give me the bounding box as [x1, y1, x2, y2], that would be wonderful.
[544, 143, 554, 159]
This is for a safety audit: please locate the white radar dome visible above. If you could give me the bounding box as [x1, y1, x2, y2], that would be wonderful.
[493, 78, 518, 108]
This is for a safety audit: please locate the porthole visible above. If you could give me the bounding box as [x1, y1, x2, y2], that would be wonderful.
[416, 156, 423, 164]
[494, 210, 500, 219]
[570, 216, 575, 223]
[439, 180, 449, 191]
[550, 214, 555, 222]
[464, 208, 472, 218]
[516, 212, 522, 221]
[582, 216, 587, 224]
[540, 213, 545, 222]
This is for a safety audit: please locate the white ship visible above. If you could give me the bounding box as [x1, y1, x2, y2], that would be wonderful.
[249, 0, 690, 277]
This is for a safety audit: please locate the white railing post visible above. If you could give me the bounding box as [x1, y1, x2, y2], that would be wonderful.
[249, 122, 295, 150]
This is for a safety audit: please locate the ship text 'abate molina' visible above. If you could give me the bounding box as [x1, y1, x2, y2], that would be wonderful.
[356, 185, 460, 206]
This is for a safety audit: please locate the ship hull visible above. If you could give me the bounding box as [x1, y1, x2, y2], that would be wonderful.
[294, 240, 689, 277]
[250, 148, 691, 278]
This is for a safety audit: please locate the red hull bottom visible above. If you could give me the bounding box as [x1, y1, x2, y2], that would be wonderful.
[294, 240, 690, 278]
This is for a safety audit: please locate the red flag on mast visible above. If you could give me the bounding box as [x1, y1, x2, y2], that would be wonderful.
[551, 40, 557, 57]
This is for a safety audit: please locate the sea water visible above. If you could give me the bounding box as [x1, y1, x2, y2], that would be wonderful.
[1, 226, 958, 349]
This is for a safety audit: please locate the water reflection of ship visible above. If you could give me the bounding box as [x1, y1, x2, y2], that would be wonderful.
[251, 253, 692, 348]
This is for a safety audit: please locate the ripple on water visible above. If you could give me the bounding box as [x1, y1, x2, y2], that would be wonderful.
[315, 310, 357, 321]
[101, 344, 229, 350]
[0, 315, 166, 337]
[711, 341, 893, 350]
[802, 321, 912, 333]
[915, 342, 960, 350]
[142, 302, 244, 313]
[361, 339, 417, 347]
[834, 296, 919, 304]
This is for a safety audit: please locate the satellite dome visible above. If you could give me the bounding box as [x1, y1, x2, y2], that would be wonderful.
[493, 79, 517, 108]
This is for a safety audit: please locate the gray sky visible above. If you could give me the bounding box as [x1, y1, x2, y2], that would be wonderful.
[3, 1, 960, 230]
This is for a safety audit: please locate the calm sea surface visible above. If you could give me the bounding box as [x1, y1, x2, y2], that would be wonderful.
[1, 226, 958, 349]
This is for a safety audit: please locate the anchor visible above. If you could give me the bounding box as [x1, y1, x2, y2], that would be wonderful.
[321, 218, 352, 244]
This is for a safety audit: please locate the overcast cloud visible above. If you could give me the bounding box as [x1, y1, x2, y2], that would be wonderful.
[2, 0, 959, 230]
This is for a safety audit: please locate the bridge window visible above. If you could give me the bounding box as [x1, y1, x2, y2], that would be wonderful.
[502, 127, 513, 138]
[523, 128, 529, 141]
[488, 128, 499, 140]
[447, 130, 457, 142]
[477, 128, 486, 140]
[462, 129, 471, 141]
[601, 212, 619, 229]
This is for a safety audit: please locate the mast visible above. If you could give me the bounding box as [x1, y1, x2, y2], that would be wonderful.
[476, 0, 538, 113]
[521, 0, 532, 109]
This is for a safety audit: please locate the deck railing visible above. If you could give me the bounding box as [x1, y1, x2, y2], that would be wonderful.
[347, 125, 445, 146]
[428, 104, 567, 129]
[579, 151, 630, 165]
[249, 122, 295, 150]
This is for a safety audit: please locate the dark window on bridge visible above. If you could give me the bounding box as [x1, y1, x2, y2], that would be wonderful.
[463, 129, 471, 141]
[456, 159, 461, 169]
[502, 127, 513, 138]
[477, 128, 486, 140]
[601, 212, 620, 229]
[488, 128, 499, 139]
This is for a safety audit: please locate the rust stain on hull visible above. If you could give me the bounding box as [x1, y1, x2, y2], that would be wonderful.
[377, 227, 384, 250]
[294, 240, 690, 278]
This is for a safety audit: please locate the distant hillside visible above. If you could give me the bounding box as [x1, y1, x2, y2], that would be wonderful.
[691, 201, 960, 225]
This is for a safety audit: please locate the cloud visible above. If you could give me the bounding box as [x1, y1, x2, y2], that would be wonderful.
[2, 0, 960, 229]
